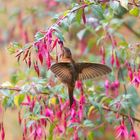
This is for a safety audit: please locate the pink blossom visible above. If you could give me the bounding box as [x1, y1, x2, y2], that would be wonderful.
[75, 80, 83, 90]
[105, 80, 110, 95]
[129, 129, 139, 140]
[100, 46, 105, 64]
[132, 73, 140, 87]
[45, 107, 54, 121]
[128, 69, 133, 81]
[74, 129, 79, 140]
[115, 55, 120, 68]
[18, 111, 22, 125]
[1, 123, 5, 140]
[111, 52, 115, 66]
[55, 125, 65, 134]
[79, 94, 85, 105]
[70, 108, 76, 119]
[115, 121, 128, 140]
[22, 95, 35, 112]
[36, 125, 43, 138]
[78, 105, 83, 121]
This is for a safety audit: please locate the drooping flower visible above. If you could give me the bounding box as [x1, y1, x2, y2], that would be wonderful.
[115, 55, 120, 68]
[115, 121, 128, 140]
[129, 129, 139, 140]
[45, 107, 54, 121]
[111, 51, 115, 66]
[131, 73, 140, 87]
[1, 123, 5, 140]
[128, 69, 133, 81]
[78, 105, 84, 121]
[105, 79, 110, 95]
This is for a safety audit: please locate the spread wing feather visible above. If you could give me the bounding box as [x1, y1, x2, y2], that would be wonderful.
[76, 63, 111, 80]
[50, 63, 72, 83]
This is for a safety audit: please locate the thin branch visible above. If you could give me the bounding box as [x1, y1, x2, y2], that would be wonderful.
[0, 86, 21, 92]
[102, 105, 140, 123]
[123, 22, 140, 38]
[0, 85, 140, 122]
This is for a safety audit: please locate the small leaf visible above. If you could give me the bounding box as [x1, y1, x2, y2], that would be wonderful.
[1, 81, 12, 87]
[88, 106, 95, 117]
[92, 5, 104, 19]
[129, 7, 139, 16]
[33, 102, 40, 115]
[34, 61, 40, 76]
[48, 124, 55, 140]
[83, 120, 94, 127]
[34, 32, 45, 42]
[14, 94, 25, 107]
[63, 10, 70, 16]
[76, 9, 83, 24]
[120, 0, 128, 9]
[110, 1, 119, 10]
[26, 120, 35, 128]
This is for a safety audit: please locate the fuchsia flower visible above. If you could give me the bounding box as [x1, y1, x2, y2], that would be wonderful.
[29, 124, 44, 140]
[100, 46, 105, 64]
[131, 73, 140, 87]
[115, 55, 120, 68]
[22, 95, 35, 112]
[55, 125, 65, 134]
[75, 80, 83, 91]
[45, 107, 54, 121]
[111, 52, 115, 66]
[78, 105, 84, 121]
[105, 80, 120, 96]
[0, 123, 5, 140]
[128, 69, 133, 81]
[115, 121, 128, 140]
[129, 129, 139, 140]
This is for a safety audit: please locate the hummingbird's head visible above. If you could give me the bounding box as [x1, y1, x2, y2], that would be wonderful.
[61, 47, 72, 59]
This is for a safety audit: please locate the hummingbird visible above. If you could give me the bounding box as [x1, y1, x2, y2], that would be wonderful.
[50, 47, 112, 107]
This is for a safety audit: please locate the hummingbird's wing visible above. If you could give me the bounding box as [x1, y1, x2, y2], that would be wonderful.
[76, 63, 111, 80]
[50, 62, 72, 83]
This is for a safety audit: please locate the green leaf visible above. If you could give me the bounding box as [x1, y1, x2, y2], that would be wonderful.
[129, 7, 139, 16]
[110, 1, 119, 10]
[2, 96, 14, 108]
[26, 120, 35, 128]
[33, 102, 40, 115]
[34, 32, 45, 42]
[76, 9, 83, 24]
[91, 5, 104, 20]
[54, 30, 64, 41]
[48, 124, 55, 140]
[120, 0, 128, 9]
[83, 120, 94, 127]
[87, 132, 94, 140]
[14, 94, 25, 107]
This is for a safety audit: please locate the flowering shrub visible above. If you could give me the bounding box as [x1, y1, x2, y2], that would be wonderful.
[0, 0, 140, 140]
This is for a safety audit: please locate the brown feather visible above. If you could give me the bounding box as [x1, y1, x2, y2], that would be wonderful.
[50, 62, 73, 83]
[76, 63, 112, 80]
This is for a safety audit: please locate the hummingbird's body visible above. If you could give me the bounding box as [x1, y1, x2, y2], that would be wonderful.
[51, 47, 112, 107]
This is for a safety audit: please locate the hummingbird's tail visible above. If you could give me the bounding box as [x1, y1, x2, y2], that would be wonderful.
[68, 85, 74, 108]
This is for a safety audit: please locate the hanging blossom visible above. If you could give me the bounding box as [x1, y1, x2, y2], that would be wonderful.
[126, 63, 140, 87]
[129, 129, 139, 140]
[115, 121, 128, 140]
[21, 95, 35, 112]
[0, 122, 5, 140]
[100, 46, 105, 64]
[105, 79, 120, 97]
[28, 123, 45, 140]
[131, 72, 140, 87]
